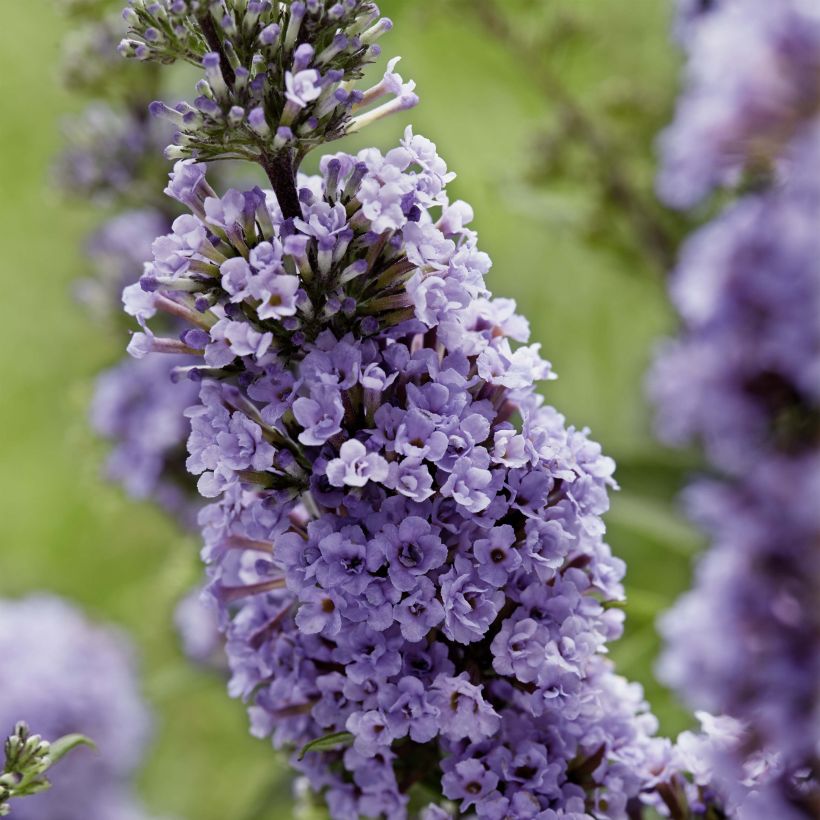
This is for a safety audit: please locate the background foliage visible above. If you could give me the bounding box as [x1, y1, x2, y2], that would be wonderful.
[0, 1, 700, 817]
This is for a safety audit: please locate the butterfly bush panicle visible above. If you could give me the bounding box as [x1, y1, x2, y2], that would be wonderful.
[650, 157, 820, 811]
[124, 129, 698, 817]
[118, 1, 730, 816]
[653, 1, 820, 814]
[0, 596, 154, 820]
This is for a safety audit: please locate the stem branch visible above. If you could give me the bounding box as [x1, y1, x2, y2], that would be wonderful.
[260, 150, 303, 220]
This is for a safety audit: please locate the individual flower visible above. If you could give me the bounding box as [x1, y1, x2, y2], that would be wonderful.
[326, 439, 389, 488]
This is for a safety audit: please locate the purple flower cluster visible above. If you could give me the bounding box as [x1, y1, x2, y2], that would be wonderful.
[0, 595, 154, 820]
[650, 159, 820, 474]
[121, 1, 416, 165]
[658, 0, 820, 207]
[653, 3, 820, 814]
[91, 353, 200, 523]
[57, 103, 169, 203]
[111, 1, 746, 815]
[121, 123, 684, 815]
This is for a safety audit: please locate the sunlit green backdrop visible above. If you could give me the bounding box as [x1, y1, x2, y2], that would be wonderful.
[0, 2, 700, 818]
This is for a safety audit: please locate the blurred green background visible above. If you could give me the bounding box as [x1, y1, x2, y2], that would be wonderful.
[0, 1, 701, 818]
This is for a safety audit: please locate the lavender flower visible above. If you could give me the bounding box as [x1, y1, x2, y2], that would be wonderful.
[0, 595, 153, 820]
[326, 439, 388, 488]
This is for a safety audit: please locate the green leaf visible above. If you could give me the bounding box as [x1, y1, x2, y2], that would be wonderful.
[46, 734, 96, 767]
[297, 732, 354, 761]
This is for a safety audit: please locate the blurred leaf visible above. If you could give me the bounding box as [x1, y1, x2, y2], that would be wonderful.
[298, 732, 354, 761]
[47, 734, 96, 766]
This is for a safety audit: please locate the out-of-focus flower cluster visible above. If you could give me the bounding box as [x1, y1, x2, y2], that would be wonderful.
[659, 0, 820, 208]
[651, 1, 820, 815]
[57, 0, 205, 529]
[0, 595, 154, 820]
[57, 103, 170, 203]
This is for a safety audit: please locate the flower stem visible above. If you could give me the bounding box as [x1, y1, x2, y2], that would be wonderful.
[259, 150, 303, 220]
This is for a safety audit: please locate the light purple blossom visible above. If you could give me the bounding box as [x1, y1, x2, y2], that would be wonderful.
[293, 388, 345, 447]
[440, 557, 504, 644]
[473, 525, 521, 587]
[326, 439, 389, 488]
[394, 578, 444, 642]
[440, 451, 495, 513]
[430, 674, 500, 743]
[387, 457, 435, 503]
[374, 517, 446, 592]
[379, 676, 439, 744]
[442, 758, 499, 811]
[284, 69, 322, 109]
